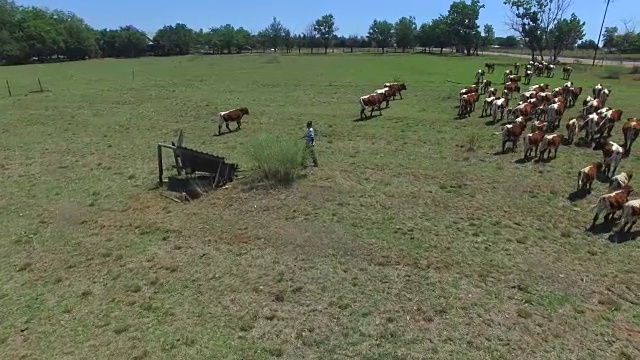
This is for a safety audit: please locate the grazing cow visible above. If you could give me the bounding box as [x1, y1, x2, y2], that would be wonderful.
[538, 133, 563, 161]
[481, 79, 492, 94]
[565, 117, 583, 144]
[475, 69, 485, 85]
[485, 62, 496, 73]
[375, 87, 392, 108]
[383, 82, 407, 100]
[577, 161, 604, 192]
[512, 102, 536, 120]
[593, 139, 625, 178]
[503, 69, 513, 83]
[609, 171, 633, 192]
[481, 96, 496, 117]
[567, 86, 582, 108]
[500, 123, 525, 153]
[583, 97, 604, 116]
[524, 70, 534, 85]
[359, 92, 387, 119]
[622, 118, 640, 156]
[588, 185, 633, 229]
[514, 62, 521, 75]
[218, 107, 249, 135]
[492, 97, 509, 124]
[545, 64, 556, 77]
[616, 199, 640, 234]
[530, 119, 546, 133]
[562, 66, 573, 80]
[523, 130, 545, 159]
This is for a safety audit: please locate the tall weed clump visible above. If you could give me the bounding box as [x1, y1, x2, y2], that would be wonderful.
[246, 134, 306, 185]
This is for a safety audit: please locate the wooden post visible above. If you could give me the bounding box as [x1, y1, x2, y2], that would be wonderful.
[131, 68, 135, 81]
[37, 78, 43, 92]
[157, 144, 164, 185]
[5, 80, 11, 97]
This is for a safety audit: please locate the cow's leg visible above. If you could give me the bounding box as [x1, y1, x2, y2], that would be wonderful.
[218, 124, 222, 135]
[377, 104, 382, 116]
[236, 120, 241, 131]
[554, 147, 558, 158]
[385, 99, 389, 108]
[590, 210, 601, 228]
[398, 91, 403, 100]
[611, 160, 620, 177]
[626, 219, 638, 233]
[502, 140, 507, 153]
[360, 108, 366, 119]
[225, 122, 232, 132]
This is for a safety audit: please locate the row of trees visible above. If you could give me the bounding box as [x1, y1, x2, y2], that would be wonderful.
[2, 0, 636, 65]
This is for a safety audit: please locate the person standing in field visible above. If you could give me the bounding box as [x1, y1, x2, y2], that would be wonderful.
[304, 121, 318, 167]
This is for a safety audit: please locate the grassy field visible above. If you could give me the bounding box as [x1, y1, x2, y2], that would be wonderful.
[1, 52, 640, 359]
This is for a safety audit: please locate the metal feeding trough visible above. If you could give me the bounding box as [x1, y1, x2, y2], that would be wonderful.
[156, 130, 239, 196]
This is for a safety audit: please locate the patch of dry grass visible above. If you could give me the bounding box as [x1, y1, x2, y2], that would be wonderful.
[0, 53, 639, 359]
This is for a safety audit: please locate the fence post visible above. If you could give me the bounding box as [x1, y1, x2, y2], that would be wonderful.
[5, 80, 11, 97]
[37, 78, 43, 92]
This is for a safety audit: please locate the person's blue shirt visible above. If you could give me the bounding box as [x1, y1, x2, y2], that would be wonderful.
[306, 127, 315, 145]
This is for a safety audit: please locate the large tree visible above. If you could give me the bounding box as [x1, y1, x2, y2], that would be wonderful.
[446, 0, 485, 55]
[368, 19, 394, 53]
[504, 0, 573, 60]
[481, 24, 496, 49]
[547, 13, 585, 62]
[394, 16, 417, 52]
[262, 16, 286, 51]
[152, 23, 194, 56]
[313, 14, 337, 54]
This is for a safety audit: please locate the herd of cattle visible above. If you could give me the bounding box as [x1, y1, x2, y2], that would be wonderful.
[458, 60, 640, 239]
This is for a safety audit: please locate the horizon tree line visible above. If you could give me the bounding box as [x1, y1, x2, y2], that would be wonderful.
[1, 0, 637, 65]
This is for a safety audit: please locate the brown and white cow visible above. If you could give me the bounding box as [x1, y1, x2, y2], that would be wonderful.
[375, 87, 392, 108]
[481, 79, 492, 94]
[360, 92, 388, 119]
[600, 108, 624, 137]
[507, 75, 522, 83]
[475, 69, 485, 85]
[524, 70, 534, 85]
[589, 185, 633, 229]
[503, 82, 521, 100]
[593, 139, 625, 178]
[481, 96, 497, 117]
[609, 171, 633, 192]
[499, 123, 525, 153]
[616, 198, 640, 234]
[582, 113, 605, 143]
[567, 86, 582, 108]
[492, 97, 509, 124]
[577, 161, 604, 192]
[459, 92, 478, 118]
[218, 107, 249, 135]
[523, 130, 545, 160]
[514, 62, 521, 75]
[565, 117, 583, 144]
[592, 84, 604, 99]
[538, 133, 563, 161]
[503, 69, 513, 83]
[622, 118, 640, 156]
[383, 82, 407, 100]
[562, 66, 573, 80]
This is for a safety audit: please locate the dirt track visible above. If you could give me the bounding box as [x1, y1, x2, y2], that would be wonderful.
[482, 51, 639, 67]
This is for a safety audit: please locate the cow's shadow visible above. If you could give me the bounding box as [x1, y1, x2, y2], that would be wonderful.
[453, 114, 472, 120]
[585, 221, 616, 235]
[214, 129, 239, 137]
[353, 114, 382, 122]
[608, 230, 640, 244]
[484, 119, 503, 126]
[566, 188, 589, 202]
[596, 172, 610, 183]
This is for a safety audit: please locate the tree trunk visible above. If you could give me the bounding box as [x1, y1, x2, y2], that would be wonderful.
[530, 48, 535, 61]
[440, 47, 444, 54]
[324, 46, 328, 54]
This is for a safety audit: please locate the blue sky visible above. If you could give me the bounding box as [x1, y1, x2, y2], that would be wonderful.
[16, 0, 637, 40]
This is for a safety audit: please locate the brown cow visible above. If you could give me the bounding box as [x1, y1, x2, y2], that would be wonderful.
[503, 82, 521, 99]
[481, 79, 492, 94]
[589, 185, 633, 229]
[514, 62, 521, 75]
[562, 66, 573, 80]
[485, 62, 496, 73]
[360, 92, 387, 119]
[459, 93, 477, 117]
[600, 108, 624, 136]
[609, 171, 633, 192]
[507, 75, 522, 83]
[523, 130, 545, 159]
[593, 139, 625, 178]
[538, 133, 563, 161]
[622, 118, 640, 156]
[616, 198, 640, 234]
[577, 161, 604, 192]
[383, 82, 407, 100]
[218, 107, 249, 135]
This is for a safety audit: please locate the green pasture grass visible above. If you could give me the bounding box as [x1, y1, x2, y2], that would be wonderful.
[1, 52, 640, 359]
[487, 47, 640, 63]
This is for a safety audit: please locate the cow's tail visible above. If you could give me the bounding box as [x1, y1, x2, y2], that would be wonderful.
[577, 170, 586, 190]
[218, 112, 224, 125]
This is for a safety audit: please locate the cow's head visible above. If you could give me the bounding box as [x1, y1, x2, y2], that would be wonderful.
[240, 107, 250, 115]
[594, 161, 604, 172]
[400, 83, 407, 91]
[592, 138, 609, 151]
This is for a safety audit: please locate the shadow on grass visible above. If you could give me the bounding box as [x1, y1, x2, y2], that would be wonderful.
[484, 119, 501, 126]
[513, 156, 529, 163]
[608, 230, 640, 244]
[586, 221, 616, 235]
[214, 128, 240, 137]
[567, 188, 589, 202]
[353, 114, 383, 122]
[596, 171, 610, 183]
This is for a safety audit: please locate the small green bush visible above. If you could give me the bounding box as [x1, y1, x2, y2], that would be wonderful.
[630, 65, 640, 74]
[246, 134, 306, 185]
[600, 69, 621, 79]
